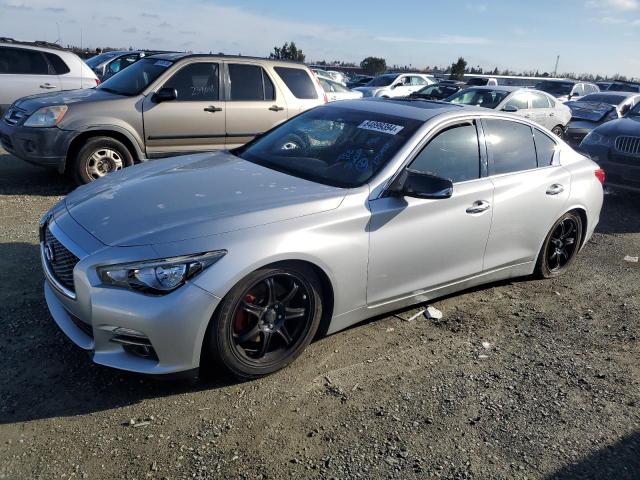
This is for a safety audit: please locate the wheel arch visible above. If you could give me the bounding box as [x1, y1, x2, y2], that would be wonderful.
[65, 128, 145, 172]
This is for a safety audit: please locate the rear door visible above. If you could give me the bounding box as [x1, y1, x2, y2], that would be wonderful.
[530, 91, 554, 129]
[142, 61, 225, 156]
[223, 62, 287, 148]
[0, 46, 61, 111]
[482, 119, 570, 270]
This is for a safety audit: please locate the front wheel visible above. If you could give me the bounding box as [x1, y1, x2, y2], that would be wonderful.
[73, 136, 134, 184]
[535, 212, 583, 278]
[202, 264, 323, 380]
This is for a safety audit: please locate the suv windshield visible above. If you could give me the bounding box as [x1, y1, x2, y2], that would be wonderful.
[446, 88, 509, 109]
[367, 75, 397, 87]
[97, 58, 173, 96]
[85, 52, 119, 68]
[535, 81, 574, 96]
[235, 106, 422, 188]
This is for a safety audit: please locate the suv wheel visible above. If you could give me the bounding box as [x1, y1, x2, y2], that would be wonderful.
[74, 136, 134, 184]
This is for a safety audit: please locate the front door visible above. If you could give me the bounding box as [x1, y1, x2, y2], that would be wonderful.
[224, 62, 288, 148]
[367, 120, 494, 305]
[142, 61, 225, 156]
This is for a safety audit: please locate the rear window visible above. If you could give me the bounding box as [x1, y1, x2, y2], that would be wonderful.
[534, 129, 557, 167]
[274, 67, 318, 99]
[44, 52, 70, 75]
[229, 64, 275, 101]
[0, 46, 49, 75]
[485, 119, 537, 175]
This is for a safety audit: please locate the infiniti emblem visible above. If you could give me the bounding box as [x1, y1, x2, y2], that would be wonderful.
[44, 243, 55, 265]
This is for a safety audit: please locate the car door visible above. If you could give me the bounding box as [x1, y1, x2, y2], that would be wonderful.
[367, 120, 494, 305]
[224, 62, 287, 148]
[0, 46, 61, 111]
[502, 92, 532, 119]
[530, 91, 554, 129]
[142, 61, 225, 156]
[482, 119, 571, 271]
[390, 75, 414, 97]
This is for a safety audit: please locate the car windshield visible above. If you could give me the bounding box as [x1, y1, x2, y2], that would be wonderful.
[85, 52, 119, 68]
[579, 94, 628, 106]
[235, 106, 422, 188]
[97, 58, 173, 96]
[446, 88, 509, 109]
[535, 81, 574, 96]
[367, 75, 397, 87]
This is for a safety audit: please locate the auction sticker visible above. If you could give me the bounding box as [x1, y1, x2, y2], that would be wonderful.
[154, 60, 173, 67]
[358, 120, 404, 135]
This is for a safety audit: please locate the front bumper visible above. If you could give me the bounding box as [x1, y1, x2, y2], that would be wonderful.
[0, 120, 72, 172]
[42, 217, 221, 376]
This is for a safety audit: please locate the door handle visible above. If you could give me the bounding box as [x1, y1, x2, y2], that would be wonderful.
[269, 105, 285, 112]
[204, 106, 222, 113]
[39, 83, 56, 89]
[546, 184, 565, 195]
[550, 112, 555, 117]
[466, 200, 491, 214]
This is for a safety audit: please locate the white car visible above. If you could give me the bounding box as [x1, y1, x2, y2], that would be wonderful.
[354, 73, 435, 98]
[326, 70, 348, 85]
[318, 77, 363, 102]
[0, 39, 99, 115]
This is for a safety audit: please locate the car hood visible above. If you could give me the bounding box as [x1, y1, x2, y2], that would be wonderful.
[64, 152, 346, 247]
[594, 115, 640, 136]
[12, 88, 119, 114]
[567, 101, 616, 123]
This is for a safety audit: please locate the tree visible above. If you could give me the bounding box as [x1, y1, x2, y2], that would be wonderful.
[449, 57, 468, 80]
[360, 57, 387, 76]
[269, 41, 305, 62]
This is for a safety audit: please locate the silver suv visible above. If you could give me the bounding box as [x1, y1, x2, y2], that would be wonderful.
[0, 53, 325, 184]
[0, 39, 99, 115]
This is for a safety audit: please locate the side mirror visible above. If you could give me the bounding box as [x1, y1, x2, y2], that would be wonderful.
[621, 104, 631, 115]
[401, 169, 453, 200]
[503, 105, 519, 113]
[153, 87, 178, 103]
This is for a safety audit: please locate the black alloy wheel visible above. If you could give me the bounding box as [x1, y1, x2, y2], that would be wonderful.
[536, 212, 583, 278]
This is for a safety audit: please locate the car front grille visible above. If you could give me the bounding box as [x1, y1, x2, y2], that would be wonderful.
[615, 136, 640, 156]
[3, 107, 27, 126]
[43, 226, 79, 293]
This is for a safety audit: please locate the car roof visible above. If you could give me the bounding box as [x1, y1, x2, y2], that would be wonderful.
[583, 91, 637, 98]
[148, 52, 305, 65]
[325, 98, 478, 122]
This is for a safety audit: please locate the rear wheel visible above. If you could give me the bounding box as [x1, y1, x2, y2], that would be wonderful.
[552, 125, 564, 138]
[74, 136, 134, 184]
[202, 264, 323, 380]
[535, 212, 583, 278]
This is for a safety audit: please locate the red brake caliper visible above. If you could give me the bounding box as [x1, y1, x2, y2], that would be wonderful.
[234, 294, 256, 334]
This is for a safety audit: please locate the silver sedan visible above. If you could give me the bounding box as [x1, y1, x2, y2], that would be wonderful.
[40, 99, 604, 379]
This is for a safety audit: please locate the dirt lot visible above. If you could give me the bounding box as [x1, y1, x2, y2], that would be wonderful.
[0, 149, 638, 480]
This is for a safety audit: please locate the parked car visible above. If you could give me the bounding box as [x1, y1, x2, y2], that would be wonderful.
[564, 92, 640, 146]
[596, 82, 612, 91]
[408, 82, 465, 101]
[0, 53, 325, 184]
[0, 38, 99, 116]
[346, 75, 373, 89]
[534, 80, 600, 102]
[39, 98, 603, 379]
[325, 70, 348, 85]
[318, 77, 363, 101]
[466, 77, 498, 86]
[606, 80, 640, 93]
[579, 101, 640, 192]
[86, 50, 168, 81]
[445, 86, 571, 136]
[353, 73, 435, 98]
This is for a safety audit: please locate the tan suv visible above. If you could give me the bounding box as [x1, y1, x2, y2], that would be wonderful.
[0, 53, 326, 183]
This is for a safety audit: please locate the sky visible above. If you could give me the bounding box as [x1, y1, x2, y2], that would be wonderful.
[1, 0, 639, 78]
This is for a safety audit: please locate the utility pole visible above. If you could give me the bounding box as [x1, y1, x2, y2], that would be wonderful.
[553, 55, 560, 77]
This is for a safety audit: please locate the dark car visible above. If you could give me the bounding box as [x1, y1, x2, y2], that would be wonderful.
[346, 75, 373, 89]
[579, 102, 640, 192]
[86, 50, 169, 81]
[606, 80, 640, 93]
[408, 83, 465, 101]
[565, 92, 640, 146]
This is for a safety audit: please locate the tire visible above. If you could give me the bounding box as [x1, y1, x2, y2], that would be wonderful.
[73, 136, 134, 185]
[552, 125, 564, 138]
[534, 212, 583, 279]
[202, 263, 323, 380]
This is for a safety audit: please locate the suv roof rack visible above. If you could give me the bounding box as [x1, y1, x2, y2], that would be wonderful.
[0, 37, 64, 50]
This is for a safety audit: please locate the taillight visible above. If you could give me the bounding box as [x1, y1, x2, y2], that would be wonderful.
[595, 168, 605, 185]
[312, 71, 328, 103]
[95, 78, 101, 86]
[323, 92, 329, 104]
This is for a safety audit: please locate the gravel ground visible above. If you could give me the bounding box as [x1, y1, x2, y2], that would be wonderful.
[0, 149, 638, 480]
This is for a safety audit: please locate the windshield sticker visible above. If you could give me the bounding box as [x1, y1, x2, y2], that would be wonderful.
[357, 120, 404, 135]
[154, 60, 173, 67]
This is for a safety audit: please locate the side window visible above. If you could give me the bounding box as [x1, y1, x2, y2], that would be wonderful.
[0, 47, 49, 75]
[410, 76, 426, 85]
[505, 94, 529, 110]
[44, 53, 70, 75]
[163, 62, 220, 101]
[572, 84, 584, 96]
[228, 64, 275, 101]
[410, 123, 480, 183]
[534, 129, 557, 167]
[273, 67, 318, 99]
[484, 119, 537, 175]
[331, 81, 349, 93]
[531, 93, 551, 109]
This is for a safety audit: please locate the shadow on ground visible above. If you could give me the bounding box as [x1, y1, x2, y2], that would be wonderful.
[0, 151, 74, 196]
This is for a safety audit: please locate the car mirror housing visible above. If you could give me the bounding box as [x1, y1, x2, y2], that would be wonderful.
[503, 105, 519, 113]
[153, 87, 178, 103]
[401, 169, 454, 200]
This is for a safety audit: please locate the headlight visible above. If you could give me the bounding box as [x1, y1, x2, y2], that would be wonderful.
[581, 130, 613, 148]
[97, 251, 226, 295]
[23, 105, 68, 127]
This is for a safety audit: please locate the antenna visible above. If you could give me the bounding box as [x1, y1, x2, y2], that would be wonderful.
[553, 55, 560, 77]
[55, 22, 61, 44]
